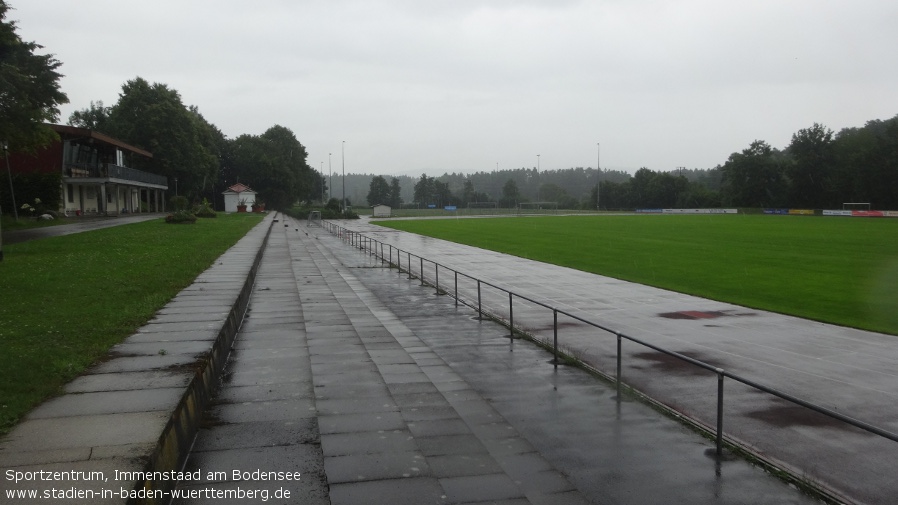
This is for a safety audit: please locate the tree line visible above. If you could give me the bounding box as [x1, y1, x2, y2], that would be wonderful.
[5, 0, 896, 214]
[1, 0, 322, 213]
[67, 78, 323, 211]
[360, 115, 898, 210]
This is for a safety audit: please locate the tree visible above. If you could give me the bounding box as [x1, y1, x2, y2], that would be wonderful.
[461, 179, 475, 206]
[787, 123, 836, 208]
[72, 77, 220, 202]
[68, 100, 110, 131]
[833, 116, 898, 209]
[388, 177, 402, 207]
[433, 179, 453, 207]
[0, 0, 69, 151]
[413, 174, 435, 206]
[500, 179, 519, 208]
[367, 175, 390, 206]
[721, 140, 788, 207]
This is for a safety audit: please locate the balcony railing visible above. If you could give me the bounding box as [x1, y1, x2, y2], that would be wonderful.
[65, 163, 168, 187]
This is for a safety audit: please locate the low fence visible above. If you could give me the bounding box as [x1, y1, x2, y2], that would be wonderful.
[321, 221, 898, 459]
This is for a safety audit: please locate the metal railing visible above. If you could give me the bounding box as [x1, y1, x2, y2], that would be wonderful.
[65, 163, 168, 186]
[322, 221, 898, 457]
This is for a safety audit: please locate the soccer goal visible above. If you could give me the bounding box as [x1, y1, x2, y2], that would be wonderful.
[842, 203, 871, 211]
[517, 202, 558, 215]
[467, 201, 499, 215]
[308, 210, 322, 227]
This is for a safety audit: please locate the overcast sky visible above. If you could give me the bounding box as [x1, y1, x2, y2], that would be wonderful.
[11, 1, 898, 176]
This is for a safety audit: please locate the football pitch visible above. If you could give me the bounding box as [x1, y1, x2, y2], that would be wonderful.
[376, 214, 898, 335]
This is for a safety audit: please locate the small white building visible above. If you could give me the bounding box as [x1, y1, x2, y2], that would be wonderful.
[222, 183, 257, 212]
[372, 204, 391, 218]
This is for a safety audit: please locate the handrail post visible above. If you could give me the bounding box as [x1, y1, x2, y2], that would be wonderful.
[435, 264, 440, 295]
[420, 257, 424, 286]
[454, 271, 458, 307]
[407, 252, 412, 279]
[477, 280, 482, 318]
[508, 292, 514, 342]
[716, 368, 725, 457]
[553, 309, 558, 368]
[616, 333, 622, 398]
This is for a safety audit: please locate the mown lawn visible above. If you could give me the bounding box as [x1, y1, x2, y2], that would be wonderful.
[377, 215, 898, 335]
[0, 213, 263, 434]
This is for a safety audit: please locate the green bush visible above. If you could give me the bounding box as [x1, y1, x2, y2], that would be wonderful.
[194, 198, 217, 218]
[165, 210, 197, 224]
[0, 172, 61, 215]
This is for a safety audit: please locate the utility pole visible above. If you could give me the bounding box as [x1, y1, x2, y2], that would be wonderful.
[328, 153, 332, 201]
[0, 141, 6, 261]
[341, 141, 346, 213]
[536, 154, 540, 202]
[596, 142, 600, 211]
[5, 141, 17, 221]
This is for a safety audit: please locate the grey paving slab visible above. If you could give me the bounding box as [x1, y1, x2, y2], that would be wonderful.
[333, 216, 898, 505]
[0, 212, 839, 504]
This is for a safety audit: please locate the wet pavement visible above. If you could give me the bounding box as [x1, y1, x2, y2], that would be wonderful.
[178, 216, 821, 504]
[1, 214, 162, 245]
[330, 216, 898, 505]
[0, 211, 886, 504]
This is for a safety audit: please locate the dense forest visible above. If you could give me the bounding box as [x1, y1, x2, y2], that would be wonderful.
[351, 116, 898, 211]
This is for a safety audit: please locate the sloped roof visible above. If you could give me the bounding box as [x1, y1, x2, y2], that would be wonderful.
[50, 124, 153, 158]
[222, 183, 256, 194]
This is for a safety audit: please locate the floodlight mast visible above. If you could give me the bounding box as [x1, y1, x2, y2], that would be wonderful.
[0, 140, 5, 261]
[596, 142, 600, 211]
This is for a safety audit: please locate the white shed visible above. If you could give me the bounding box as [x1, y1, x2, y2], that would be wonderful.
[222, 183, 257, 212]
[372, 204, 391, 218]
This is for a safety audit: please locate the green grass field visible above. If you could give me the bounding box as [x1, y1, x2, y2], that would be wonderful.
[377, 215, 898, 335]
[0, 213, 264, 434]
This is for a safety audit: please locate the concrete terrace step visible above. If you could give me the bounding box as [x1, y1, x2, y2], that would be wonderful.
[0, 214, 275, 503]
[174, 218, 589, 505]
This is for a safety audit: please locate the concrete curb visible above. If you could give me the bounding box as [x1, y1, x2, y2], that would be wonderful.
[137, 215, 274, 502]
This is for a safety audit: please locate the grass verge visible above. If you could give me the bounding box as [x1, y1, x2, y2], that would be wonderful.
[377, 214, 898, 335]
[0, 213, 263, 435]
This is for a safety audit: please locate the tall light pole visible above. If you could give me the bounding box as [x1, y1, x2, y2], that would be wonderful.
[596, 142, 600, 211]
[320, 161, 325, 202]
[4, 140, 18, 221]
[0, 141, 7, 261]
[341, 141, 346, 213]
[328, 153, 332, 201]
[536, 154, 540, 202]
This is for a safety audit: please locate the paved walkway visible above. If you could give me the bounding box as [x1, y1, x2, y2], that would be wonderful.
[175, 215, 818, 504]
[0, 211, 877, 504]
[333, 216, 898, 505]
[1, 214, 163, 245]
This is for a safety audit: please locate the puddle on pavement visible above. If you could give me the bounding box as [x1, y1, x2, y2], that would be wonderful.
[632, 350, 720, 376]
[745, 401, 867, 432]
[658, 310, 758, 320]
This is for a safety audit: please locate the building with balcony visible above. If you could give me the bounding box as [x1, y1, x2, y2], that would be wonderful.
[7, 124, 168, 216]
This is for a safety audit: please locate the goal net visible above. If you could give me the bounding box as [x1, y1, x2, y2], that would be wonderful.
[517, 202, 558, 214]
[308, 210, 322, 227]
